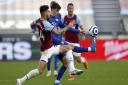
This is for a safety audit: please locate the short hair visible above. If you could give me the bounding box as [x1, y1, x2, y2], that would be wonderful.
[67, 3, 74, 7]
[50, 1, 61, 10]
[40, 5, 49, 15]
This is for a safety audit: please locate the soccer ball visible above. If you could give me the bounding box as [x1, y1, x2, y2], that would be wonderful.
[89, 25, 99, 37]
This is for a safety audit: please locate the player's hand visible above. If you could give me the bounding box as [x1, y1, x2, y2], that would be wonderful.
[79, 28, 86, 35]
[79, 28, 86, 40]
[68, 21, 75, 27]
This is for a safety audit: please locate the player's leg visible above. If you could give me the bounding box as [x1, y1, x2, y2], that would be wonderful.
[74, 56, 88, 69]
[54, 65, 66, 85]
[54, 55, 59, 76]
[46, 58, 52, 77]
[16, 47, 53, 85]
[52, 45, 71, 85]
[54, 54, 68, 85]
[44, 45, 70, 85]
[67, 39, 96, 80]
[54, 50, 83, 85]
[72, 43, 89, 69]
[16, 60, 47, 85]
[67, 50, 87, 81]
[72, 38, 96, 69]
[53, 35, 96, 53]
[72, 38, 96, 53]
[65, 50, 83, 75]
[63, 38, 96, 53]
[59, 45, 83, 75]
[65, 50, 75, 73]
[52, 39, 82, 75]
[53, 44, 84, 85]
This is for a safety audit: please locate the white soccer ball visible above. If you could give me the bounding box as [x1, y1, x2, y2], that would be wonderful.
[89, 25, 99, 37]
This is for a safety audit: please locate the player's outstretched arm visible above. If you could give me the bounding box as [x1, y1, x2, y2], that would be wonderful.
[52, 21, 75, 34]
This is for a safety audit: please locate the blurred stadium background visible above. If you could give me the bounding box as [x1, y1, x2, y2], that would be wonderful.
[0, 0, 128, 85]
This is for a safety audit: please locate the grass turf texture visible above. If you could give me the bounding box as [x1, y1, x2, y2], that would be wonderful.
[0, 61, 128, 85]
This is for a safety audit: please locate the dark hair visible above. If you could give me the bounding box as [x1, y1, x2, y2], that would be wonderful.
[40, 5, 49, 15]
[50, 1, 61, 10]
[67, 3, 74, 7]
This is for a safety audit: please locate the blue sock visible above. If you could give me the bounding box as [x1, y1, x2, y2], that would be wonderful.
[57, 65, 66, 80]
[47, 58, 51, 71]
[54, 55, 59, 71]
[73, 46, 89, 53]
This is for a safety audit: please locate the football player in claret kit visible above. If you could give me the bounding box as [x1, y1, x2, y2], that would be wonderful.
[16, 3, 97, 85]
[63, 3, 89, 80]
[16, 5, 75, 85]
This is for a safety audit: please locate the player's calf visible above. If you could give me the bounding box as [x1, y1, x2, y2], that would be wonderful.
[16, 60, 47, 85]
[37, 60, 47, 74]
[74, 56, 88, 69]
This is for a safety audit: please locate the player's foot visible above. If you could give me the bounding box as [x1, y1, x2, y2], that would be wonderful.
[68, 75, 75, 81]
[70, 69, 83, 75]
[46, 71, 51, 77]
[83, 59, 89, 69]
[54, 81, 62, 85]
[54, 70, 58, 76]
[90, 38, 96, 52]
[16, 79, 23, 85]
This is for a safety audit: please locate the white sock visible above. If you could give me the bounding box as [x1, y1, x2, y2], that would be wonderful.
[80, 57, 85, 63]
[20, 69, 40, 82]
[65, 50, 75, 73]
[48, 70, 51, 73]
[68, 60, 75, 72]
[55, 80, 60, 83]
[88, 47, 91, 51]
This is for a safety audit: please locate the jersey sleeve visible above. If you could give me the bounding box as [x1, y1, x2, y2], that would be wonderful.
[58, 20, 66, 28]
[76, 16, 82, 26]
[43, 20, 55, 31]
[58, 14, 66, 28]
[30, 20, 38, 32]
[61, 14, 65, 23]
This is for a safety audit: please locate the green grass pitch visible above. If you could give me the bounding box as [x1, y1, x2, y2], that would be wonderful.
[0, 60, 128, 85]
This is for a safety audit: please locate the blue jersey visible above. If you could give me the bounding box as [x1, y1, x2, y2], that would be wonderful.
[48, 13, 80, 45]
[48, 14, 65, 45]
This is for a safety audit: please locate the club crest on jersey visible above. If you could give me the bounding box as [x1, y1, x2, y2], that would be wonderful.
[51, 22, 56, 26]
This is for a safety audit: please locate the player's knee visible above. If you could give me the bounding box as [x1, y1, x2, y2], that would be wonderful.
[37, 60, 47, 74]
[64, 45, 72, 50]
[67, 45, 73, 50]
[59, 46, 67, 53]
[59, 45, 73, 53]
